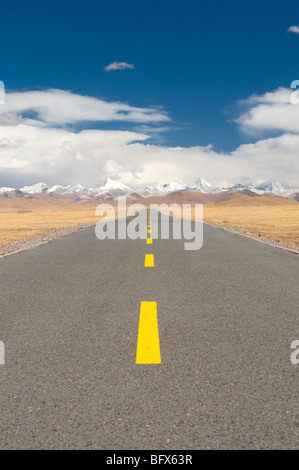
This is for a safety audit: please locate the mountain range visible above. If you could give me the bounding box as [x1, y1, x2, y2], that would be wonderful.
[0, 177, 298, 201]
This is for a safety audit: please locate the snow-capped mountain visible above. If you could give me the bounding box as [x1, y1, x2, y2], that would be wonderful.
[37, 179, 136, 200]
[98, 178, 132, 192]
[19, 182, 49, 194]
[229, 183, 249, 190]
[92, 178, 135, 200]
[143, 181, 191, 196]
[227, 181, 299, 198]
[0, 178, 298, 201]
[0, 187, 16, 194]
[190, 177, 214, 193]
[48, 184, 87, 194]
[162, 180, 188, 193]
[254, 181, 299, 198]
[143, 177, 215, 196]
[255, 181, 286, 192]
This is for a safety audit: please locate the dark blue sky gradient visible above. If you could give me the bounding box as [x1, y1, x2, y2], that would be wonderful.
[1, 0, 299, 151]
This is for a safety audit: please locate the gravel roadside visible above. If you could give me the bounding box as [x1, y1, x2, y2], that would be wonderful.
[1, 219, 298, 259]
[0, 223, 95, 258]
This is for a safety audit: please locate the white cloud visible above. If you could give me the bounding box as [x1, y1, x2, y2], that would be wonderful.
[0, 87, 299, 189]
[104, 62, 134, 71]
[0, 89, 169, 126]
[0, 121, 299, 189]
[235, 87, 299, 134]
[288, 25, 299, 34]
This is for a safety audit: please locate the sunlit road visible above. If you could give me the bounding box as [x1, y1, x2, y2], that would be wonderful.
[0, 217, 298, 449]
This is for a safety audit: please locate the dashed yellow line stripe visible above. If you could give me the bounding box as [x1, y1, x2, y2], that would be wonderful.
[136, 301, 161, 364]
[146, 238, 153, 244]
[144, 253, 154, 267]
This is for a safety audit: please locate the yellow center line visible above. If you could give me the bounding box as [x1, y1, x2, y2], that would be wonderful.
[144, 253, 154, 267]
[146, 238, 153, 244]
[136, 302, 161, 364]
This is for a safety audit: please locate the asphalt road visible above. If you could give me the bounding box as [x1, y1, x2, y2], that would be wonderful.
[0, 215, 298, 450]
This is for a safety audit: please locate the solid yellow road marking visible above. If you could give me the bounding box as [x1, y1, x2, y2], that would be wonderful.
[144, 254, 154, 266]
[146, 238, 153, 244]
[136, 302, 161, 364]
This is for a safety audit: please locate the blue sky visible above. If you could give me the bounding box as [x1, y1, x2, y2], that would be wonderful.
[1, 0, 299, 188]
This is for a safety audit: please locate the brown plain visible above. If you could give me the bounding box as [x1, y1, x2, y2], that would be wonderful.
[0, 199, 101, 247]
[149, 190, 299, 248]
[0, 189, 298, 248]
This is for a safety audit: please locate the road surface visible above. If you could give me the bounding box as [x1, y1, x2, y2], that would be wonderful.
[0, 215, 298, 449]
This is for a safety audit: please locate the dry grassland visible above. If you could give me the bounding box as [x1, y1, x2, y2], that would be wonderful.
[0, 199, 101, 246]
[0, 192, 298, 249]
[202, 205, 299, 248]
[142, 191, 299, 248]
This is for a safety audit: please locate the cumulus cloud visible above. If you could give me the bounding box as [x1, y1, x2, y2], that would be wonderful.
[104, 62, 134, 71]
[235, 86, 299, 134]
[0, 121, 299, 189]
[288, 25, 299, 34]
[0, 89, 169, 126]
[0, 87, 299, 189]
